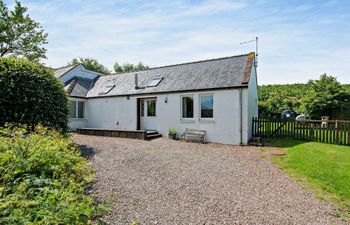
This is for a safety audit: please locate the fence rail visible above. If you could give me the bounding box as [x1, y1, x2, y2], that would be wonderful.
[252, 118, 350, 146]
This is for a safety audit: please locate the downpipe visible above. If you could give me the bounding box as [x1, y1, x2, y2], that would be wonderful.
[239, 88, 243, 145]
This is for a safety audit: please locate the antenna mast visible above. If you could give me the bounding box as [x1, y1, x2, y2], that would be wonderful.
[240, 37, 258, 67]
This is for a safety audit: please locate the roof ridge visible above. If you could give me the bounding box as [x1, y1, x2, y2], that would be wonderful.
[144, 53, 251, 71]
[66, 78, 77, 94]
[54, 64, 79, 70]
[105, 53, 252, 76]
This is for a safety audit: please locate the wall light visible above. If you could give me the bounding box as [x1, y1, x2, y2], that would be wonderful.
[165, 96, 168, 103]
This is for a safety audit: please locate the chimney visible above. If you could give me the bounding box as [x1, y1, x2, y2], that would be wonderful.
[134, 73, 138, 89]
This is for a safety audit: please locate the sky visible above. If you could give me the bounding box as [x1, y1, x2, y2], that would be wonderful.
[4, 0, 350, 84]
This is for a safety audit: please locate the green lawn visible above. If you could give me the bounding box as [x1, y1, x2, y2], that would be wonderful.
[265, 139, 350, 217]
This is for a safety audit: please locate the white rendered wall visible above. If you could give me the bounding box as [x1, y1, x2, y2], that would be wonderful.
[155, 90, 242, 145]
[86, 89, 246, 145]
[87, 97, 137, 130]
[246, 62, 259, 142]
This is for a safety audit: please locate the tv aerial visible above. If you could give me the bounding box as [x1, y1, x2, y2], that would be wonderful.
[240, 37, 258, 67]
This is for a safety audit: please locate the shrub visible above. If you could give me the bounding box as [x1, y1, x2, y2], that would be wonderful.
[168, 128, 176, 134]
[0, 58, 69, 131]
[0, 125, 105, 224]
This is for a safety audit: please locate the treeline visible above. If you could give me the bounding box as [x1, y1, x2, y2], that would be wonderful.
[258, 74, 350, 120]
[67, 57, 149, 74]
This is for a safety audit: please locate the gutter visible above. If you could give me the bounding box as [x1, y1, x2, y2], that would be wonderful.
[87, 85, 249, 99]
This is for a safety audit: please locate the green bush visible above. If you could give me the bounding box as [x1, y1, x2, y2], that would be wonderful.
[0, 58, 69, 130]
[0, 125, 105, 224]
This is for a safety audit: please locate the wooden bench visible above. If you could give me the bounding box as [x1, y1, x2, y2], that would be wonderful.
[181, 128, 206, 143]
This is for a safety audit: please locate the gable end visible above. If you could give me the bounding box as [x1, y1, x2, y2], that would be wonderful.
[242, 52, 255, 85]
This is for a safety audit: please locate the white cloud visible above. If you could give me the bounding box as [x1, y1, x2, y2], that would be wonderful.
[178, 0, 247, 16]
[8, 0, 350, 84]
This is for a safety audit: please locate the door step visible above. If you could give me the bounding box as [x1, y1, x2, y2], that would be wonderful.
[146, 131, 162, 140]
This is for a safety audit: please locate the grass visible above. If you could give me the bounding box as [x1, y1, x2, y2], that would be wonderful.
[264, 138, 350, 218]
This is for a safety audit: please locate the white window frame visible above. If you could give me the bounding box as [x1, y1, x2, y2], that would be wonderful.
[199, 94, 214, 120]
[70, 100, 85, 119]
[180, 95, 195, 121]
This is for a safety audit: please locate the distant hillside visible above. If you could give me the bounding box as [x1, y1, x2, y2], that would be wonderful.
[259, 83, 350, 102]
[258, 83, 311, 102]
[258, 83, 350, 119]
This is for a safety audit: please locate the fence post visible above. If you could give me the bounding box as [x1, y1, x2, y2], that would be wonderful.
[335, 120, 339, 144]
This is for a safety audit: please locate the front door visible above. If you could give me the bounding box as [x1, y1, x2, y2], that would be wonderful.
[140, 98, 157, 130]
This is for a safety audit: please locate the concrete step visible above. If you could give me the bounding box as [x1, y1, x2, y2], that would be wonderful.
[146, 133, 162, 140]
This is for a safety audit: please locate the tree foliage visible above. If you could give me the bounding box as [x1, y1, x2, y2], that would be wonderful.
[114, 62, 149, 73]
[259, 83, 309, 118]
[68, 57, 111, 74]
[305, 74, 348, 119]
[0, 57, 69, 130]
[0, 0, 48, 61]
[259, 74, 350, 119]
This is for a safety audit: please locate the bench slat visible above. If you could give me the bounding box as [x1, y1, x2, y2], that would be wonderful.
[182, 128, 206, 143]
[184, 128, 206, 135]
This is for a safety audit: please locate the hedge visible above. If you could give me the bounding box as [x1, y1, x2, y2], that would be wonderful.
[0, 58, 69, 130]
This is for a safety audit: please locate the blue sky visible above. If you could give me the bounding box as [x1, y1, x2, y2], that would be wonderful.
[4, 0, 350, 84]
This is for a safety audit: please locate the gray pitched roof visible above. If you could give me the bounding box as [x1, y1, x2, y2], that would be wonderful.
[54, 65, 78, 78]
[65, 77, 94, 98]
[86, 53, 254, 98]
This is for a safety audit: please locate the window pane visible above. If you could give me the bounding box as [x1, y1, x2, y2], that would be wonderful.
[78, 101, 84, 118]
[147, 100, 156, 117]
[182, 96, 193, 118]
[147, 78, 162, 87]
[99, 85, 114, 94]
[200, 95, 213, 118]
[70, 101, 76, 118]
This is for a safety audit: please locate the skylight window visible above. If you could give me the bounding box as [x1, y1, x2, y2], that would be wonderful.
[99, 85, 115, 94]
[147, 77, 163, 87]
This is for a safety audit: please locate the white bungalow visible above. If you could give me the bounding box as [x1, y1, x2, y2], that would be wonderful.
[54, 52, 258, 145]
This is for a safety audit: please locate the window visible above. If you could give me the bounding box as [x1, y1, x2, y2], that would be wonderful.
[78, 101, 84, 118]
[147, 99, 156, 117]
[70, 100, 85, 118]
[99, 85, 115, 94]
[200, 95, 213, 118]
[182, 96, 194, 118]
[147, 78, 163, 87]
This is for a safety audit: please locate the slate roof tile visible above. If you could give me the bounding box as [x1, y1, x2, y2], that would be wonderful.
[87, 53, 253, 98]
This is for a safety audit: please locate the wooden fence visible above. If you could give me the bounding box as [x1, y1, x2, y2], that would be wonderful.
[252, 118, 350, 145]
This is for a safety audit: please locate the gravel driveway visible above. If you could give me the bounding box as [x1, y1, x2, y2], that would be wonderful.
[73, 135, 345, 225]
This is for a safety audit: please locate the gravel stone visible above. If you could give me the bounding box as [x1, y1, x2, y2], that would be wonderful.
[73, 135, 346, 225]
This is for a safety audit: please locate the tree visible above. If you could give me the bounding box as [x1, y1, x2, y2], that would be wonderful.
[68, 57, 111, 74]
[113, 62, 149, 73]
[305, 74, 345, 119]
[0, 57, 69, 130]
[0, 0, 48, 61]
